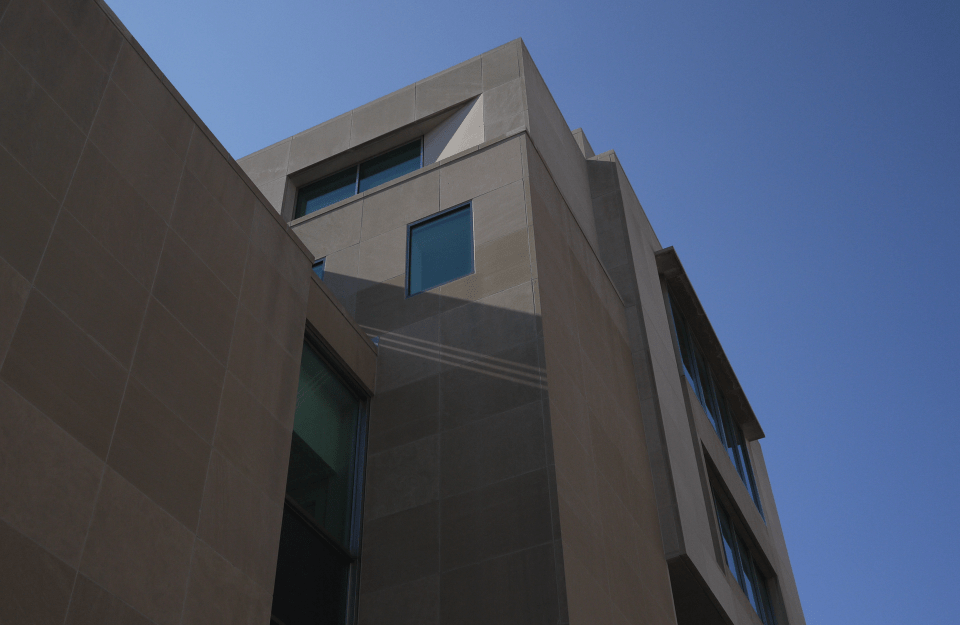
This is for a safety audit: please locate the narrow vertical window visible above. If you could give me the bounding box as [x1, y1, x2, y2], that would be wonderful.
[313, 258, 326, 280]
[406, 204, 474, 296]
[272, 341, 366, 625]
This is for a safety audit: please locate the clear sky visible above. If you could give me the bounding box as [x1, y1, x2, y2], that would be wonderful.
[106, 0, 959, 622]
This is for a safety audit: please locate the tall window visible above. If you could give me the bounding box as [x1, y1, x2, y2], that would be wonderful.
[406, 203, 474, 296]
[669, 294, 764, 517]
[714, 493, 779, 625]
[271, 341, 367, 625]
[295, 139, 423, 218]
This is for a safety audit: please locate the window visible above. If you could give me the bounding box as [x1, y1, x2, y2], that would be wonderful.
[406, 203, 474, 296]
[271, 341, 367, 625]
[312, 258, 325, 280]
[714, 493, 779, 625]
[669, 293, 765, 517]
[295, 139, 423, 219]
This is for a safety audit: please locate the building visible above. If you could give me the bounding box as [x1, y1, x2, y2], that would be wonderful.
[0, 1, 805, 625]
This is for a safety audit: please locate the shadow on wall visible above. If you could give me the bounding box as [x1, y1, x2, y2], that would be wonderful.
[325, 271, 546, 395]
[320, 272, 573, 625]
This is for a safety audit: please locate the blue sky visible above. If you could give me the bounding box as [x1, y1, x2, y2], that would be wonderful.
[107, 0, 959, 622]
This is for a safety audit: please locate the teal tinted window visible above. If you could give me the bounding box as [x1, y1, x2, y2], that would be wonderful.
[285, 342, 361, 547]
[407, 205, 473, 296]
[312, 258, 325, 280]
[670, 289, 764, 517]
[358, 140, 421, 192]
[295, 167, 357, 218]
[714, 492, 778, 625]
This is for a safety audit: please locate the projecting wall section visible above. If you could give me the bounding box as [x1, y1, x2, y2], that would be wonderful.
[526, 140, 677, 625]
[238, 40, 528, 219]
[0, 1, 372, 624]
[293, 132, 566, 624]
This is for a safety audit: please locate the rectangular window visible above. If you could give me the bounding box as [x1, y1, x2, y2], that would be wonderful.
[271, 341, 366, 625]
[357, 140, 422, 192]
[312, 258, 325, 280]
[669, 293, 764, 517]
[296, 167, 357, 218]
[714, 493, 778, 625]
[294, 139, 423, 219]
[406, 204, 474, 296]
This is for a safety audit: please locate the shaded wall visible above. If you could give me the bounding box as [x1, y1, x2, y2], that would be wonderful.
[526, 141, 678, 625]
[290, 134, 565, 625]
[0, 1, 360, 623]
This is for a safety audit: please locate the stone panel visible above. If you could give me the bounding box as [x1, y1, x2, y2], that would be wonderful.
[416, 56, 482, 119]
[351, 85, 416, 147]
[80, 470, 194, 625]
[1, 291, 127, 459]
[0, 381, 102, 567]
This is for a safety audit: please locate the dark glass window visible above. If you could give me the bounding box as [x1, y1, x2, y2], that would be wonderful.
[714, 493, 778, 625]
[669, 293, 764, 517]
[294, 139, 423, 219]
[272, 342, 365, 625]
[296, 168, 357, 219]
[313, 258, 325, 280]
[358, 140, 421, 192]
[407, 204, 474, 296]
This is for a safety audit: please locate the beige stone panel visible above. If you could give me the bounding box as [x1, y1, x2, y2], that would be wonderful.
[240, 244, 309, 359]
[62, 143, 167, 288]
[359, 225, 407, 283]
[0, 0, 109, 132]
[415, 56, 482, 119]
[438, 543, 559, 625]
[0, 517, 75, 625]
[483, 78, 525, 140]
[0, 257, 29, 364]
[364, 435, 439, 522]
[361, 169, 440, 240]
[439, 227, 532, 305]
[0, 46, 87, 202]
[439, 138, 522, 209]
[112, 42, 194, 157]
[287, 112, 351, 174]
[293, 200, 363, 260]
[0, 125, 61, 281]
[64, 574, 154, 625]
[107, 378, 211, 530]
[0, 381, 103, 567]
[80, 470, 194, 625]
[1, 291, 127, 460]
[35, 211, 149, 366]
[423, 95, 484, 165]
[181, 539, 272, 625]
[238, 140, 291, 186]
[170, 170, 250, 297]
[473, 179, 527, 245]
[351, 85, 416, 147]
[358, 574, 439, 625]
[196, 452, 284, 590]
[89, 81, 185, 222]
[481, 40, 520, 91]
[132, 299, 226, 444]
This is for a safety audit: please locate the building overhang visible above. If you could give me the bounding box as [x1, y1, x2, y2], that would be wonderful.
[655, 247, 765, 440]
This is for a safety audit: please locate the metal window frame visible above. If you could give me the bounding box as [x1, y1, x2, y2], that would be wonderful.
[294, 137, 425, 219]
[404, 201, 475, 297]
[272, 336, 371, 625]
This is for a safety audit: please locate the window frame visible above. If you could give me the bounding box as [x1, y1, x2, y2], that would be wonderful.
[294, 137, 424, 219]
[404, 201, 475, 297]
[312, 257, 325, 280]
[271, 334, 371, 625]
[712, 488, 780, 625]
[667, 290, 765, 517]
